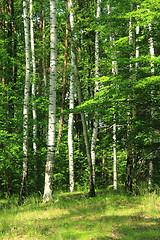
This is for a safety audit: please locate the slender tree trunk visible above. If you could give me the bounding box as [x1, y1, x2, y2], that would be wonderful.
[43, 0, 57, 203]
[68, 0, 74, 192]
[57, 1, 69, 150]
[42, 9, 49, 144]
[30, 0, 37, 183]
[90, 0, 101, 186]
[126, 4, 135, 192]
[43, 9, 47, 89]
[148, 9, 155, 192]
[19, 0, 30, 202]
[135, 5, 140, 70]
[113, 115, 117, 190]
[69, 0, 95, 197]
[39, 7, 43, 95]
[148, 9, 154, 75]
[108, 3, 118, 190]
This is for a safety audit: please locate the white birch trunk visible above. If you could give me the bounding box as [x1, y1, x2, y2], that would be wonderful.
[20, 0, 30, 201]
[113, 115, 117, 190]
[69, 0, 95, 196]
[30, 0, 37, 161]
[43, 0, 57, 203]
[129, 4, 134, 71]
[148, 9, 154, 74]
[148, 9, 154, 192]
[91, 0, 101, 186]
[135, 5, 140, 70]
[68, 0, 75, 193]
[108, 3, 118, 190]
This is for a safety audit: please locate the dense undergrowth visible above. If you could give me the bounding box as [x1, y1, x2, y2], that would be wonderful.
[0, 190, 160, 239]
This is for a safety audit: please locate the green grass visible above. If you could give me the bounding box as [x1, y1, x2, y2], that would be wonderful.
[0, 190, 160, 239]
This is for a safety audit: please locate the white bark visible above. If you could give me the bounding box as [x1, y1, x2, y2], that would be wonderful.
[136, 5, 140, 70]
[91, 0, 101, 186]
[148, 9, 154, 191]
[148, 9, 154, 74]
[43, 0, 57, 203]
[20, 0, 30, 201]
[68, 0, 75, 193]
[30, 0, 37, 158]
[108, 3, 118, 190]
[129, 4, 133, 71]
[113, 115, 117, 190]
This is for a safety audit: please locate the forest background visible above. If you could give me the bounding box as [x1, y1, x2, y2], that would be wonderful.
[0, 0, 160, 201]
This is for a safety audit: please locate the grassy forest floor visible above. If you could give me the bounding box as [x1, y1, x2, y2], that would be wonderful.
[0, 190, 160, 239]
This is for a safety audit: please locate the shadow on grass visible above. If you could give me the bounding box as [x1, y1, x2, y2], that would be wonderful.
[0, 191, 160, 239]
[14, 212, 159, 239]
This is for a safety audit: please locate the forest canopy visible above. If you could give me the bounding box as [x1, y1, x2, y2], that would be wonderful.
[0, 0, 160, 201]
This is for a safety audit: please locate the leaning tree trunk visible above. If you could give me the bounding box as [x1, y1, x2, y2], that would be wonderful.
[43, 0, 57, 203]
[19, 0, 30, 202]
[90, 0, 101, 186]
[69, 0, 95, 197]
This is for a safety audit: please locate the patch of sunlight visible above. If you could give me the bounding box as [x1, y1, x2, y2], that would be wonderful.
[15, 208, 69, 221]
[138, 221, 157, 227]
[104, 207, 134, 216]
[55, 229, 114, 240]
[10, 236, 38, 240]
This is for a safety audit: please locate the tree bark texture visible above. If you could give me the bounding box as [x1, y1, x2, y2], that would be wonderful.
[68, 0, 75, 193]
[43, 0, 57, 203]
[148, 9, 155, 191]
[20, 0, 30, 202]
[30, 0, 37, 183]
[90, 0, 101, 186]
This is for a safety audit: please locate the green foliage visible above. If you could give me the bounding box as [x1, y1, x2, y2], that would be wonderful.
[0, 0, 160, 197]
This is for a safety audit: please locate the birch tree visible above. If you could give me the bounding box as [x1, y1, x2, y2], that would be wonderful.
[90, 0, 101, 186]
[68, 0, 75, 193]
[43, 0, 57, 203]
[20, 0, 30, 201]
[135, 5, 140, 71]
[108, 3, 118, 190]
[30, 0, 37, 175]
[148, 9, 155, 192]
